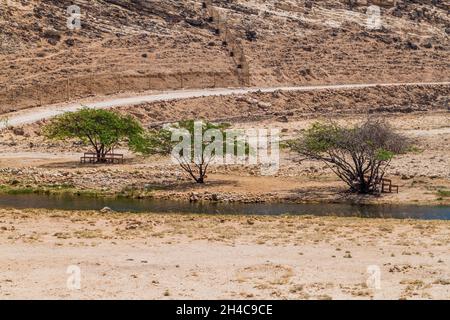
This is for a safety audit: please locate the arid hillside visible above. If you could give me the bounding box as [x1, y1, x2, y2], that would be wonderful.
[236, 0, 449, 85]
[0, 0, 449, 112]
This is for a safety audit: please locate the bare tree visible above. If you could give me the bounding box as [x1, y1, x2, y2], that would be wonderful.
[288, 119, 410, 194]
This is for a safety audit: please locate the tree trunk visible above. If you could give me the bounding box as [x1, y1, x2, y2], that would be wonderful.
[358, 177, 374, 194]
[96, 151, 107, 163]
[96, 151, 102, 163]
[196, 177, 205, 184]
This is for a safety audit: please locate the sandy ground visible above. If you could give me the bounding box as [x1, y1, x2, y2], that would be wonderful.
[0, 209, 448, 300]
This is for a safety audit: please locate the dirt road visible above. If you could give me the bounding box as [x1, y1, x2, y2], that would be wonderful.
[2, 82, 449, 128]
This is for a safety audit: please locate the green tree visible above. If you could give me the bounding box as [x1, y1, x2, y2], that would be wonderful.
[43, 108, 144, 163]
[287, 119, 410, 194]
[134, 120, 248, 184]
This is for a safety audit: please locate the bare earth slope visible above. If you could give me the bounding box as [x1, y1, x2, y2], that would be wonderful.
[1, 0, 449, 112]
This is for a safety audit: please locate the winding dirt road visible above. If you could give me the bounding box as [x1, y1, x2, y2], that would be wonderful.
[1, 81, 449, 128]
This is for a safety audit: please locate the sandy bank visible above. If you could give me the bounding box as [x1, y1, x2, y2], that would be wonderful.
[0, 209, 448, 299]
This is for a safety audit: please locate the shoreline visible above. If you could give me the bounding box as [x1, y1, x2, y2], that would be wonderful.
[0, 185, 449, 207]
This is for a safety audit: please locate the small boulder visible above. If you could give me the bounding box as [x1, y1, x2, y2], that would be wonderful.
[65, 38, 75, 47]
[100, 207, 114, 213]
[185, 18, 204, 27]
[257, 101, 272, 110]
[405, 41, 418, 50]
[276, 116, 289, 123]
[245, 30, 257, 41]
[189, 193, 199, 202]
[12, 127, 25, 136]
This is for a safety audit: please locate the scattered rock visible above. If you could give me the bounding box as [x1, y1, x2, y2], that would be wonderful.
[245, 30, 257, 41]
[421, 40, 432, 49]
[189, 193, 199, 202]
[257, 101, 272, 110]
[405, 41, 418, 50]
[185, 18, 204, 27]
[276, 116, 289, 123]
[42, 28, 61, 45]
[65, 38, 75, 47]
[211, 193, 220, 201]
[12, 127, 25, 136]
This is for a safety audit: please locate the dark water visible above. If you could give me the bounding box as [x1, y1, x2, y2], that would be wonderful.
[0, 194, 449, 220]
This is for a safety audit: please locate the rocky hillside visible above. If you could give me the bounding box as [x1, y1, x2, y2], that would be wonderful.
[225, 0, 449, 85]
[0, 0, 449, 112]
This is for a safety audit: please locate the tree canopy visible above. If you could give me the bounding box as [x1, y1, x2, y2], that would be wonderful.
[133, 120, 249, 183]
[43, 108, 144, 162]
[287, 119, 410, 194]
